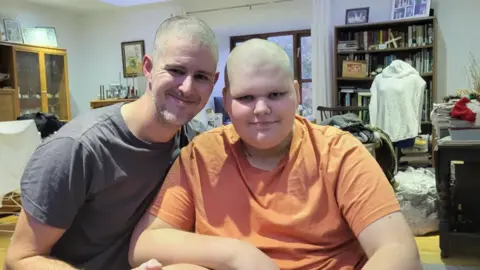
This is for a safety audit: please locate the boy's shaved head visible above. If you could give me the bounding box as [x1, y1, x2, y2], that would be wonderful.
[224, 38, 293, 90]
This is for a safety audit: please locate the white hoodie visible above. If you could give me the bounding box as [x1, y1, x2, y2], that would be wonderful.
[369, 60, 426, 142]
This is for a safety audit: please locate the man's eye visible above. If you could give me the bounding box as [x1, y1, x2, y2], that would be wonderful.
[237, 96, 254, 101]
[168, 68, 184, 75]
[195, 74, 208, 80]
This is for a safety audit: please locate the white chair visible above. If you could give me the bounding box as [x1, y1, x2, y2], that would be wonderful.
[0, 120, 41, 232]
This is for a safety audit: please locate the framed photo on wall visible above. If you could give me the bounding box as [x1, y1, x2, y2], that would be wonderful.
[121, 40, 145, 78]
[3, 19, 23, 43]
[345, 7, 369, 25]
[391, 0, 431, 20]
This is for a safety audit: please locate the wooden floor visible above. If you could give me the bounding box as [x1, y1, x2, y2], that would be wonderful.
[0, 218, 479, 268]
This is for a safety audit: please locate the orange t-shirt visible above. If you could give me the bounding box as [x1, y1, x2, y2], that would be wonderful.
[149, 116, 400, 270]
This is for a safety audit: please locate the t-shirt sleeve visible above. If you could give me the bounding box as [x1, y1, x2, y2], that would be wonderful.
[20, 137, 93, 229]
[148, 147, 195, 231]
[331, 133, 401, 237]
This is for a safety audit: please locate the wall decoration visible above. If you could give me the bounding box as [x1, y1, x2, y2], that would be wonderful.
[391, 0, 431, 20]
[23, 27, 58, 47]
[121, 40, 145, 78]
[0, 21, 5, 41]
[342, 60, 367, 78]
[345, 7, 369, 25]
[3, 19, 23, 43]
[36, 26, 58, 47]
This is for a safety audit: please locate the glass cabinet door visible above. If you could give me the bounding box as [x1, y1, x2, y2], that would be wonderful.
[44, 53, 68, 120]
[15, 50, 42, 115]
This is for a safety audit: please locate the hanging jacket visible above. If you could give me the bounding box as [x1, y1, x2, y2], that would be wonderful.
[369, 60, 426, 142]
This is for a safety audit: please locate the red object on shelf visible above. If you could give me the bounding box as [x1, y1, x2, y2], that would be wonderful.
[451, 97, 477, 123]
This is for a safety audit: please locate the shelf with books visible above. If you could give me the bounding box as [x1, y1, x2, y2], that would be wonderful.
[333, 16, 436, 124]
[337, 44, 433, 55]
[337, 72, 433, 81]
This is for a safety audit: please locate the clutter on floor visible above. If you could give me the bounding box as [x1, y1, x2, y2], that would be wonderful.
[394, 167, 438, 236]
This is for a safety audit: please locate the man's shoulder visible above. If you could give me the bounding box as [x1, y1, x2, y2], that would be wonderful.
[44, 104, 123, 146]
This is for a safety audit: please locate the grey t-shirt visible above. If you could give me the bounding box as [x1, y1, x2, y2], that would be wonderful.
[20, 103, 199, 270]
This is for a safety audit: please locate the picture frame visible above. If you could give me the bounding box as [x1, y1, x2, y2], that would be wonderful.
[23, 27, 58, 47]
[342, 60, 367, 78]
[121, 40, 146, 78]
[3, 19, 23, 43]
[391, 0, 431, 20]
[36, 26, 58, 47]
[345, 7, 369, 25]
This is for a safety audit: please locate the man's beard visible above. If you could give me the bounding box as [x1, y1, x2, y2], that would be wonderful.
[154, 101, 194, 128]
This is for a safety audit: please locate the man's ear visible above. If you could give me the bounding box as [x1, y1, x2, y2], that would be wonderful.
[293, 80, 301, 106]
[143, 55, 154, 85]
[214, 72, 220, 84]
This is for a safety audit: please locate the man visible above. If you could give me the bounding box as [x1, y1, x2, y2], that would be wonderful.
[5, 15, 219, 270]
[129, 39, 422, 270]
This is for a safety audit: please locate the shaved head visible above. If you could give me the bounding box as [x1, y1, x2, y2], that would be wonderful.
[153, 15, 218, 64]
[224, 38, 293, 90]
[222, 38, 299, 153]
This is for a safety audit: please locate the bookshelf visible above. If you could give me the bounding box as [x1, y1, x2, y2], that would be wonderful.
[333, 16, 436, 123]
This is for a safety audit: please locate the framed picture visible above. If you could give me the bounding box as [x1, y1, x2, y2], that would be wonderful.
[342, 60, 367, 78]
[391, 0, 431, 20]
[23, 27, 58, 47]
[36, 26, 58, 47]
[3, 19, 23, 43]
[345, 7, 369, 25]
[121, 40, 145, 78]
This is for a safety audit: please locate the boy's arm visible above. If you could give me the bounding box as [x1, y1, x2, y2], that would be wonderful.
[129, 213, 249, 269]
[129, 148, 278, 270]
[332, 133, 421, 269]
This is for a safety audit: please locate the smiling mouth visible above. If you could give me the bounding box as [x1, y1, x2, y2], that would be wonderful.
[167, 94, 197, 105]
[250, 121, 279, 125]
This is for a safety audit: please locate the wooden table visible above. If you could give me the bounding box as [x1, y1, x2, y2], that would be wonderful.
[90, 99, 136, 109]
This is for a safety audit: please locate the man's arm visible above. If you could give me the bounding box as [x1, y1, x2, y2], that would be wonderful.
[4, 211, 77, 269]
[5, 138, 92, 269]
[358, 212, 422, 270]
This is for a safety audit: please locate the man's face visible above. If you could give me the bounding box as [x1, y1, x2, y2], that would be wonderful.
[224, 62, 299, 150]
[144, 36, 218, 127]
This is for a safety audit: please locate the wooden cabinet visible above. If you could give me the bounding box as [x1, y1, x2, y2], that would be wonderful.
[0, 41, 71, 121]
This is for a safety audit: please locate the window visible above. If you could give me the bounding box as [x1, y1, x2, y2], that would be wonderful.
[230, 30, 313, 118]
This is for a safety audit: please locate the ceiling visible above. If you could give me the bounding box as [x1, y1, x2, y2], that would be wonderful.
[20, 0, 278, 13]
[21, 0, 174, 12]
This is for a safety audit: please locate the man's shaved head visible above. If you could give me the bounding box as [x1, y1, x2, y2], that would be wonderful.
[153, 15, 218, 64]
[224, 38, 293, 89]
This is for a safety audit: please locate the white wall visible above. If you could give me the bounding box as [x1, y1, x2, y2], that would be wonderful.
[332, 0, 480, 100]
[78, 0, 312, 119]
[0, 0, 83, 115]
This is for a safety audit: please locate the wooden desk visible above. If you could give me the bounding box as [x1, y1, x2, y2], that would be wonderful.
[90, 99, 136, 109]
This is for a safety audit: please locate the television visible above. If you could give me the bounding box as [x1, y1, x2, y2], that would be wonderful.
[213, 97, 231, 124]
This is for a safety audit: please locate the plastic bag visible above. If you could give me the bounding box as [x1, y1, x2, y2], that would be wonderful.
[394, 167, 439, 236]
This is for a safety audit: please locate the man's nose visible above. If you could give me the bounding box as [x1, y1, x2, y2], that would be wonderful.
[253, 99, 271, 115]
[178, 75, 194, 94]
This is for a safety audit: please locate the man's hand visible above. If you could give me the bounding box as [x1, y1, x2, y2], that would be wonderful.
[131, 259, 162, 270]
